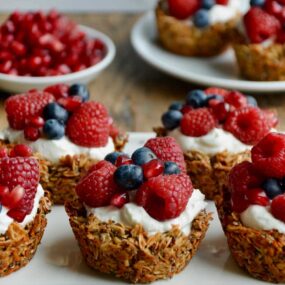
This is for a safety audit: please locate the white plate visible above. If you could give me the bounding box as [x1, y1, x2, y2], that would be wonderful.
[0, 25, 116, 93]
[131, 12, 285, 93]
[2, 132, 267, 285]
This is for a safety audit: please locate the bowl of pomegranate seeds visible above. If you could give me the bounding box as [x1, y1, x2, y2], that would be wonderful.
[0, 10, 116, 92]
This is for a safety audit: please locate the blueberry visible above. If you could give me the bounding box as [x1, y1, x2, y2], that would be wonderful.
[114, 164, 143, 190]
[250, 0, 265, 7]
[164, 161, 181, 175]
[161, 110, 182, 130]
[69, 83, 90, 102]
[186, 89, 207, 108]
[43, 119, 65, 140]
[131, 147, 157, 166]
[262, 178, 283, 199]
[193, 10, 210, 28]
[0, 203, 2, 213]
[201, 0, 215, 9]
[169, 102, 184, 111]
[43, 102, 69, 124]
[246, 96, 258, 106]
[105, 152, 125, 164]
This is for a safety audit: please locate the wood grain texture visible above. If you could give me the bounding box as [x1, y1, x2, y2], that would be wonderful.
[0, 13, 285, 132]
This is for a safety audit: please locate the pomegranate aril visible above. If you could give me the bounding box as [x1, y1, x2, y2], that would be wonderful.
[209, 101, 229, 122]
[13, 144, 33, 157]
[271, 194, 285, 222]
[181, 105, 193, 114]
[246, 188, 270, 206]
[143, 159, 164, 179]
[7, 208, 26, 222]
[57, 96, 82, 112]
[1, 185, 25, 208]
[28, 116, 45, 128]
[24, 126, 40, 141]
[110, 192, 129, 208]
[11, 41, 26, 56]
[0, 148, 8, 158]
[115, 155, 132, 167]
[0, 185, 9, 199]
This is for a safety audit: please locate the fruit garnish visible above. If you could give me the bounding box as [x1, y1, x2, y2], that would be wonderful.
[110, 192, 129, 208]
[142, 159, 164, 179]
[168, 0, 200, 20]
[12, 144, 33, 157]
[131, 147, 157, 166]
[271, 194, 285, 222]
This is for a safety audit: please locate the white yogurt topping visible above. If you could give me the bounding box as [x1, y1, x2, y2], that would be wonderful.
[240, 205, 285, 234]
[86, 189, 207, 236]
[0, 128, 115, 163]
[168, 128, 251, 156]
[0, 184, 44, 235]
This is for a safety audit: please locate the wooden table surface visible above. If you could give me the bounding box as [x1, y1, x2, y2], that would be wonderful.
[0, 13, 285, 132]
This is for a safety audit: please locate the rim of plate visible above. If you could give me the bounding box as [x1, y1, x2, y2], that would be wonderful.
[0, 25, 116, 84]
[131, 11, 285, 93]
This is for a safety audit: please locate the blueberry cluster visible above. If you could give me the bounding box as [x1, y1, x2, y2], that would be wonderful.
[105, 148, 181, 190]
[42, 83, 89, 140]
[262, 178, 285, 200]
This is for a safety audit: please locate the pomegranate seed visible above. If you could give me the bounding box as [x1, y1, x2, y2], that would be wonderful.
[115, 155, 132, 167]
[29, 56, 42, 70]
[271, 194, 285, 222]
[0, 185, 9, 199]
[2, 185, 25, 208]
[110, 192, 129, 208]
[24, 126, 40, 141]
[0, 61, 12, 73]
[28, 116, 45, 128]
[231, 192, 249, 213]
[246, 188, 270, 207]
[181, 105, 193, 114]
[0, 148, 8, 158]
[143, 159, 164, 179]
[11, 41, 26, 56]
[210, 101, 229, 122]
[13, 144, 33, 157]
[7, 209, 27, 222]
[57, 96, 82, 112]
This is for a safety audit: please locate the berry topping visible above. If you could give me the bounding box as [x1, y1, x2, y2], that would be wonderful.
[224, 107, 270, 145]
[66, 101, 110, 147]
[161, 110, 183, 130]
[231, 192, 250, 213]
[114, 165, 144, 191]
[43, 119, 65, 140]
[145, 137, 186, 172]
[43, 102, 69, 123]
[12, 144, 33, 157]
[250, 0, 265, 6]
[216, 0, 229, 4]
[76, 160, 117, 207]
[24, 126, 41, 141]
[271, 194, 285, 222]
[244, 7, 281, 43]
[110, 192, 129, 208]
[204, 87, 229, 97]
[44, 84, 69, 99]
[168, 0, 200, 20]
[262, 178, 284, 199]
[57, 96, 83, 112]
[131, 147, 157, 166]
[209, 101, 229, 122]
[201, 0, 215, 9]
[193, 9, 210, 28]
[1, 185, 25, 209]
[251, 133, 285, 178]
[164, 161, 181, 175]
[136, 174, 193, 221]
[142, 159, 164, 179]
[69, 83, 90, 102]
[0, 148, 8, 158]
[105, 152, 125, 165]
[169, 102, 183, 111]
[225, 91, 247, 109]
[5, 90, 55, 130]
[186, 89, 207, 108]
[180, 108, 216, 137]
[246, 188, 270, 206]
[263, 109, 279, 128]
[28, 116, 45, 128]
[115, 155, 132, 167]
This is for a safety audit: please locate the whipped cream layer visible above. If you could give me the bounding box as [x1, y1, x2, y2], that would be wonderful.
[168, 128, 251, 156]
[0, 184, 44, 235]
[241, 205, 285, 234]
[0, 128, 115, 163]
[86, 189, 207, 236]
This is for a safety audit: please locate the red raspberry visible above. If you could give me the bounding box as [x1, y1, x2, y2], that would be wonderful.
[231, 192, 250, 213]
[216, 0, 229, 4]
[135, 174, 193, 221]
[251, 132, 285, 178]
[229, 161, 263, 194]
[271, 194, 285, 222]
[246, 188, 270, 207]
[209, 101, 229, 122]
[181, 105, 193, 115]
[44, 84, 69, 99]
[265, 0, 285, 20]
[225, 91, 247, 109]
[168, 0, 200, 19]
[110, 192, 129, 208]
[263, 109, 279, 128]
[204, 87, 229, 97]
[5, 90, 55, 130]
[224, 107, 270, 145]
[76, 160, 118, 207]
[244, 7, 281, 44]
[180, 108, 216, 137]
[145, 137, 186, 172]
[66, 101, 110, 147]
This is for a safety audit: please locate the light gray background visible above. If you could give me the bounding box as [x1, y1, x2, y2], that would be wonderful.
[0, 0, 157, 12]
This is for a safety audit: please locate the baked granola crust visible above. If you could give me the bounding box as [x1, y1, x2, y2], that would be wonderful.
[234, 43, 285, 81]
[0, 132, 128, 205]
[0, 192, 51, 277]
[154, 127, 250, 201]
[65, 199, 211, 283]
[155, 0, 239, 57]
[216, 187, 285, 283]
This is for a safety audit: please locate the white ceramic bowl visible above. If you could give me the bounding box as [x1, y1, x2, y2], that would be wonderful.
[0, 25, 116, 93]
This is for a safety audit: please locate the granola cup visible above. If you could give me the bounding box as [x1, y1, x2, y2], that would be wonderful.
[155, 127, 250, 201]
[216, 187, 285, 283]
[65, 199, 211, 283]
[0, 133, 128, 205]
[155, 0, 239, 57]
[0, 193, 51, 277]
[233, 43, 285, 81]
